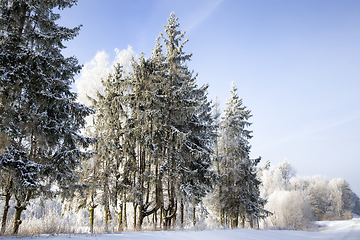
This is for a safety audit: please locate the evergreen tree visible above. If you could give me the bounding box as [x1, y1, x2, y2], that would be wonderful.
[211, 96, 224, 225]
[75, 64, 126, 233]
[217, 82, 268, 228]
[123, 52, 165, 230]
[0, 0, 92, 234]
[92, 65, 126, 232]
[159, 13, 216, 229]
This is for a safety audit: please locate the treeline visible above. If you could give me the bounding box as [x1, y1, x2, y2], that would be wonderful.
[0, 1, 267, 235]
[69, 13, 269, 232]
[258, 160, 359, 229]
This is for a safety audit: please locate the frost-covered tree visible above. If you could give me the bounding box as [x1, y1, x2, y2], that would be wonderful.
[351, 192, 360, 216]
[259, 161, 356, 229]
[92, 65, 126, 232]
[123, 51, 166, 230]
[217, 82, 267, 228]
[279, 159, 296, 189]
[266, 189, 312, 229]
[308, 177, 354, 221]
[211, 96, 224, 224]
[73, 64, 127, 233]
[159, 13, 216, 229]
[0, 0, 92, 234]
[72, 46, 134, 233]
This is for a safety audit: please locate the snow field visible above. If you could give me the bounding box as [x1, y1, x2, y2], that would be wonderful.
[1, 216, 359, 240]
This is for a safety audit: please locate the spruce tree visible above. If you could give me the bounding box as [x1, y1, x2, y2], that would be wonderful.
[217, 82, 268, 228]
[75, 64, 126, 233]
[211, 96, 224, 225]
[159, 13, 216, 228]
[0, 0, 92, 234]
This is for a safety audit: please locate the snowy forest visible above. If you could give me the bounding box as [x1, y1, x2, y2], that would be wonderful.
[0, 0, 359, 236]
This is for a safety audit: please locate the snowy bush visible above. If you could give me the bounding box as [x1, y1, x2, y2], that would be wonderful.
[265, 189, 313, 229]
[259, 160, 356, 229]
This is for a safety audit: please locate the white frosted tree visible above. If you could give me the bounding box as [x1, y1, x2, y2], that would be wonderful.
[279, 159, 296, 189]
[265, 189, 312, 229]
[307, 177, 354, 221]
[217, 82, 267, 228]
[259, 160, 356, 228]
[72, 46, 134, 233]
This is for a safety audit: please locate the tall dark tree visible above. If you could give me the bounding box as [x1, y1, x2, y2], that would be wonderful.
[159, 13, 216, 229]
[0, 0, 93, 234]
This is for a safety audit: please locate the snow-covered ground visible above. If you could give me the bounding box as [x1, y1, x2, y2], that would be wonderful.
[1, 216, 359, 240]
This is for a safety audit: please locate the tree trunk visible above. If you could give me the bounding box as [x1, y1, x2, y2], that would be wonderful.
[0, 195, 10, 235]
[133, 203, 137, 230]
[136, 204, 143, 231]
[89, 205, 96, 234]
[160, 208, 163, 229]
[220, 208, 224, 226]
[1, 190, 11, 234]
[104, 206, 110, 232]
[153, 211, 157, 230]
[163, 201, 177, 230]
[240, 215, 245, 228]
[231, 213, 239, 229]
[180, 198, 184, 228]
[123, 201, 127, 229]
[115, 203, 123, 232]
[13, 190, 32, 235]
[137, 201, 161, 230]
[13, 206, 23, 235]
[1, 176, 13, 235]
[193, 204, 196, 227]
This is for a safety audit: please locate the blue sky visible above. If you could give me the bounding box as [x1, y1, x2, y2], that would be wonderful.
[58, 0, 360, 195]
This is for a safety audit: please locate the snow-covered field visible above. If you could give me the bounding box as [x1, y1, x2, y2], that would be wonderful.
[1, 216, 359, 240]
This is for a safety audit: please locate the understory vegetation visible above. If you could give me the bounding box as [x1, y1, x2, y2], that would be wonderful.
[0, 160, 359, 235]
[0, 0, 359, 236]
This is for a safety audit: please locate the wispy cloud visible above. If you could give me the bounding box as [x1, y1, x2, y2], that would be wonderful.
[186, 0, 224, 32]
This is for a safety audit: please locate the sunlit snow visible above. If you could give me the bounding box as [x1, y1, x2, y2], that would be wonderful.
[1, 216, 359, 240]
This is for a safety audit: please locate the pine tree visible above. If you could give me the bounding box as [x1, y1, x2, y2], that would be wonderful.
[0, 0, 93, 234]
[93, 65, 126, 232]
[75, 12, 216, 231]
